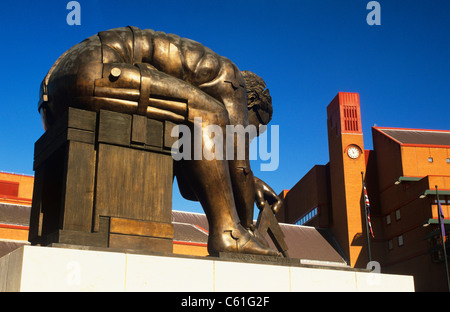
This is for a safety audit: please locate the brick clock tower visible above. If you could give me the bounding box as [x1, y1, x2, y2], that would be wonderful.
[327, 92, 367, 267]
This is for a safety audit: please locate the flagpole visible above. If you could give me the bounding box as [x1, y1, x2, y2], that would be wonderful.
[436, 185, 450, 292]
[362, 172, 372, 263]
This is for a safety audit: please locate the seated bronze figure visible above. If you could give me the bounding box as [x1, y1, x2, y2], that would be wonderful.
[38, 26, 282, 256]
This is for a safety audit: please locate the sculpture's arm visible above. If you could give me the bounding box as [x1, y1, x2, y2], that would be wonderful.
[254, 176, 283, 214]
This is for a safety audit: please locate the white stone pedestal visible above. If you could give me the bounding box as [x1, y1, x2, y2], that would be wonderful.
[0, 245, 414, 292]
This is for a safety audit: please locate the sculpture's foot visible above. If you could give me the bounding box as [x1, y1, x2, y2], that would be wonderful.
[249, 227, 271, 248]
[208, 224, 280, 257]
[241, 224, 270, 248]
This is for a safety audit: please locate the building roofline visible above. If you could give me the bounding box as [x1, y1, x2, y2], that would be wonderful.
[0, 171, 34, 178]
[372, 126, 403, 145]
[173, 209, 205, 216]
[372, 126, 450, 148]
[373, 126, 450, 133]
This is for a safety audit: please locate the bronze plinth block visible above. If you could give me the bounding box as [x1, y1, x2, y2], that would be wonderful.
[29, 107, 174, 254]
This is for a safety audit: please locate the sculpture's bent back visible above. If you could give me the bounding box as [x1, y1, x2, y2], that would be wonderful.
[38, 26, 272, 131]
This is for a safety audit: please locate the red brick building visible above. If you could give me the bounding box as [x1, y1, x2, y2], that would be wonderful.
[0, 172, 34, 257]
[279, 92, 450, 291]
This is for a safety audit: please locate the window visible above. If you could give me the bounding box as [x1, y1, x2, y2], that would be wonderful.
[428, 157, 434, 163]
[446, 158, 450, 164]
[343, 105, 359, 132]
[388, 239, 393, 250]
[386, 214, 391, 225]
[295, 207, 319, 226]
[398, 235, 404, 247]
[430, 235, 450, 263]
[395, 209, 401, 220]
[432, 196, 447, 205]
[0, 181, 19, 197]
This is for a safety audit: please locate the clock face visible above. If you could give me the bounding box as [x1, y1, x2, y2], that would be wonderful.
[347, 146, 360, 159]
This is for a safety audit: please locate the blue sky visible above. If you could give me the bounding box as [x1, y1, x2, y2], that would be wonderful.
[0, 0, 449, 215]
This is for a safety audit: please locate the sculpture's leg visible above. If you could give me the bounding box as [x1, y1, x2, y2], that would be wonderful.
[218, 79, 256, 232]
[180, 126, 278, 256]
[199, 70, 273, 251]
[229, 160, 255, 231]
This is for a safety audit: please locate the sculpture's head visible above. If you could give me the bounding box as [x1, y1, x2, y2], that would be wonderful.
[241, 71, 273, 132]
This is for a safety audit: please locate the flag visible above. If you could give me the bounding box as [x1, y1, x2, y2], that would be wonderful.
[364, 186, 374, 238]
[437, 190, 447, 243]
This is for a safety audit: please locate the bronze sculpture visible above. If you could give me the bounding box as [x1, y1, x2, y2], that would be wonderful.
[38, 26, 283, 257]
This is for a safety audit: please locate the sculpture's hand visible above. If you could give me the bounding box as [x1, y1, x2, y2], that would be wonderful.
[254, 177, 282, 214]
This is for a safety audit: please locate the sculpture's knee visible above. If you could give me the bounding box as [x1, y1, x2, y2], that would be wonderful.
[39, 37, 103, 130]
[41, 61, 102, 129]
[190, 101, 229, 129]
